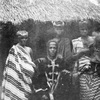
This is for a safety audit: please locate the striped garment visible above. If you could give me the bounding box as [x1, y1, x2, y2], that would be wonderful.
[1, 44, 35, 100]
[72, 37, 100, 100]
[80, 74, 100, 100]
[72, 37, 91, 71]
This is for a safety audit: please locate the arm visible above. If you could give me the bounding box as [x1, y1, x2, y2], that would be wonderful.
[25, 46, 34, 61]
[70, 40, 73, 52]
[27, 47, 34, 61]
[30, 48, 34, 61]
[66, 48, 90, 64]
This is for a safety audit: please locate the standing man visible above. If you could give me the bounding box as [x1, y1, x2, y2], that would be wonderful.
[51, 21, 77, 100]
[52, 21, 73, 62]
[33, 40, 71, 100]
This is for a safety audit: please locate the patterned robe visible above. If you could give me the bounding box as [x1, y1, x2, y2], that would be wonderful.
[72, 37, 100, 100]
[33, 56, 71, 100]
[1, 44, 35, 100]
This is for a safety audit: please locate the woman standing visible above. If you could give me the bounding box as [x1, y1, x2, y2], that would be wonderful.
[1, 30, 36, 100]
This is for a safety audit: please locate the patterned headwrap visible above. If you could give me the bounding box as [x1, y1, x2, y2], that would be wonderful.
[52, 21, 64, 27]
[47, 39, 58, 49]
[47, 39, 58, 57]
[16, 30, 28, 38]
[79, 20, 88, 30]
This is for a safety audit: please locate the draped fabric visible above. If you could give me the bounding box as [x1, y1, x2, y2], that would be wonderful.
[80, 74, 100, 100]
[72, 36, 100, 100]
[1, 44, 35, 100]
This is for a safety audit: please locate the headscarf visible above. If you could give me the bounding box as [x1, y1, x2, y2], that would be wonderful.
[46, 39, 58, 57]
[16, 30, 28, 38]
[79, 20, 88, 30]
[52, 21, 64, 30]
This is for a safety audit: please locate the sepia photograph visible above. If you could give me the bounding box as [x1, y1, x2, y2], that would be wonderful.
[1, 0, 100, 100]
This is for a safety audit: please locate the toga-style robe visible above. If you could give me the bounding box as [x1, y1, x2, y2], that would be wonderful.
[1, 44, 35, 100]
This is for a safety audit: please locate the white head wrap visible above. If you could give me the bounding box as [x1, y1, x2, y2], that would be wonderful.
[16, 30, 28, 38]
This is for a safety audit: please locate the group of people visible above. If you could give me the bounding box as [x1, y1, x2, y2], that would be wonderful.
[1, 20, 100, 100]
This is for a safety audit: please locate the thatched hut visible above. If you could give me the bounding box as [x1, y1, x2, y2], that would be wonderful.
[1, 0, 100, 23]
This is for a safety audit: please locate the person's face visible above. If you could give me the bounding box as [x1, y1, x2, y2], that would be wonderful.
[80, 28, 88, 37]
[48, 42, 57, 58]
[54, 27, 64, 35]
[19, 35, 28, 46]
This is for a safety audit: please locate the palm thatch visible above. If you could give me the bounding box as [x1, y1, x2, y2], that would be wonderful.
[0, 0, 100, 24]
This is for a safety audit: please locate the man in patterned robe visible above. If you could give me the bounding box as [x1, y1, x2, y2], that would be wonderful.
[33, 40, 71, 100]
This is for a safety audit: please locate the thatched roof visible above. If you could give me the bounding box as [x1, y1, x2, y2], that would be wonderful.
[0, 0, 100, 24]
